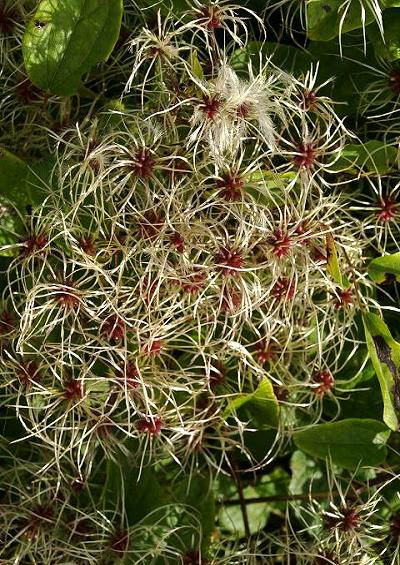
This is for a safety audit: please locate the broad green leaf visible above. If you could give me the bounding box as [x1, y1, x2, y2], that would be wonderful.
[363, 312, 400, 431]
[368, 8, 400, 60]
[289, 450, 323, 495]
[23, 0, 123, 96]
[368, 252, 400, 284]
[324, 376, 384, 420]
[239, 429, 278, 464]
[104, 456, 166, 525]
[223, 377, 279, 428]
[326, 232, 343, 286]
[307, 0, 380, 41]
[307, 37, 379, 115]
[231, 41, 314, 76]
[218, 468, 289, 538]
[0, 148, 33, 209]
[218, 483, 268, 538]
[175, 475, 215, 552]
[333, 140, 398, 174]
[293, 419, 389, 469]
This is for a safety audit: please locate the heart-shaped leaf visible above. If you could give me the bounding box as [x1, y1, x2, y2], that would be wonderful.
[293, 419, 389, 469]
[23, 0, 123, 96]
[224, 377, 279, 429]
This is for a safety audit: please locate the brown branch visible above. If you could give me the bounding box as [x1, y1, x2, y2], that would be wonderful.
[227, 451, 251, 538]
[219, 490, 334, 506]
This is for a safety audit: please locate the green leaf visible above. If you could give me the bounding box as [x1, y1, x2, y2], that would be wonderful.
[188, 50, 204, 80]
[307, 0, 379, 41]
[23, 0, 123, 96]
[218, 468, 289, 538]
[363, 312, 400, 431]
[307, 36, 379, 116]
[104, 456, 166, 525]
[368, 8, 400, 60]
[175, 475, 215, 552]
[293, 419, 389, 469]
[223, 377, 279, 428]
[231, 41, 314, 76]
[333, 140, 398, 174]
[289, 450, 323, 495]
[0, 148, 33, 210]
[368, 252, 400, 284]
[218, 484, 269, 538]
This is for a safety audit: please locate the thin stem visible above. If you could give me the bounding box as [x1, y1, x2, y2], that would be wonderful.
[219, 490, 334, 506]
[227, 451, 251, 538]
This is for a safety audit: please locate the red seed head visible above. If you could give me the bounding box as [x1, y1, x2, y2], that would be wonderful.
[295, 221, 312, 245]
[293, 142, 316, 169]
[116, 361, 140, 389]
[197, 5, 221, 29]
[300, 90, 317, 110]
[131, 148, 154, 178]
[138, 210, 164, 240]
[325, 505, 360, 532]
[200, 95, 221, 119]
[24, 503, 54, 540]
[182, 550, 206, 564]
[110, 528, 129, 554]
[57, 281, 80, 309]
[170, 231, 185, 253]
[16, 360, 40, 388]
[21, 232, 48, 257]
[63, 378, 84, 401]
[79, 235, 96, 256]
[216, 172, 244, 201]
[215, 246, 243, 276]
[220, 284, 241, 311]
[389, 69, 400, 95]
[267, 229, 292, 259]
[376, 195, 398, 222]
[271, 277, 296, 301]
[102, 315, 126, 342]
[333, 287, 353, 309]
[254, 339, 278, 364]
[390, 513, 400, 539]
[237, 102, 251, 118]
[142, 339, 163, 356]
[137, 416, 163, 435]
[313, 370, 334, 396]
[179, 269, 206, 294]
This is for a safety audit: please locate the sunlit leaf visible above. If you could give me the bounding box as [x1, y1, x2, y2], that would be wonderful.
[223, 377, 279, 429]
[293, 419, 389, 469]
[368, 252, 400, 284]
[23, 0, 123, 96]
[363, 312, 400, 431]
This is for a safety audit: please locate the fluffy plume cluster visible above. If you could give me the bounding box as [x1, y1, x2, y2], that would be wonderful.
[1, 9, 374, 476]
